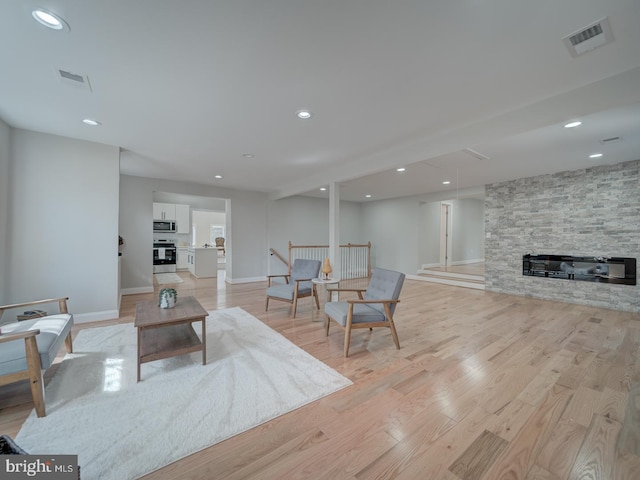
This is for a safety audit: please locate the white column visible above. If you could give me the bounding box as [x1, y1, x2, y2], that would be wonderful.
[329, 183, 340, 300]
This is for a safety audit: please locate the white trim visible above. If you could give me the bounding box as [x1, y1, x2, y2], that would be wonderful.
[407, 274, 485, 290]
[122, 287, 154, 295]
[417, 270, 484, 282]
[225, 276, 266, 284]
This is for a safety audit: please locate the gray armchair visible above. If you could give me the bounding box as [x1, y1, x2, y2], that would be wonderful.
[266, 259, 321, 318]
[325, 268, 405, 357]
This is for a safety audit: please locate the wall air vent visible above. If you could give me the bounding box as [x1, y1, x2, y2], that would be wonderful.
[600, 136, 622, 144]
[56, 68, 92, 92]
[563, 17, 613, 57]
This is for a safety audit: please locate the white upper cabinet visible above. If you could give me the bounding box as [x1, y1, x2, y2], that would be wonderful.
[153, 202, 176, 220]
[175, 204, 190, 234]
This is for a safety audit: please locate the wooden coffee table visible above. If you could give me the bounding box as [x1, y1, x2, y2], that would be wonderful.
[134, 295, 208, 381]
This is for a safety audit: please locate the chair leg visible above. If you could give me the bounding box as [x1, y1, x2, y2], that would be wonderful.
[344, 305, 354, 357]
[64, 332, 73, 354]
[313, 285, 320, 310]
[25, 336, 46, 417]
[265, 296, 270, 312]
[325, 316, 331, 336]
[344, 326, 352, 357]
[388, 317, 400, 350]
[292, 288, 299, 318]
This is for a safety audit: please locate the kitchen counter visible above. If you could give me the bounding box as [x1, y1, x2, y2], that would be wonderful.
[187, 247, 217, 278]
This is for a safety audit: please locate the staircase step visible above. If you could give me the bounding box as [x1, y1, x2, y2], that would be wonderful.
[407, 273, 485, 290]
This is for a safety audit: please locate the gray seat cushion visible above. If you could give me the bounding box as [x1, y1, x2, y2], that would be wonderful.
[0, 314, 73, 376]
[267, 282, 313, 301]
[324, 302, 384, 326]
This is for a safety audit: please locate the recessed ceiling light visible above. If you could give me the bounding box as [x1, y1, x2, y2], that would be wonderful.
[589, 153, 603, 158]
[82, 118, 101, 126]
[214, 175, 223, 179]
[32, 9, 69, 31]
[242, 153, 254, 158]
[396, 167, 406, 172]
[320, 187, 327, 191]
[564, 121, 582, 128]
[365, 194, 372, 198]
[442, 180, 451, 185]
[296, 110, 312, 119]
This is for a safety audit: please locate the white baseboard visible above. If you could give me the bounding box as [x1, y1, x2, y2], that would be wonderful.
[122, 287, 154, 295]
[407, 274, 485, 290]
[73, 309, 120, 323]
[225, 276, 266, 284]
[420, 258, 484, 269]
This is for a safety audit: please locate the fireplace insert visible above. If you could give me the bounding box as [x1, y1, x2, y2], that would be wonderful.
[523, 254, 636, 285]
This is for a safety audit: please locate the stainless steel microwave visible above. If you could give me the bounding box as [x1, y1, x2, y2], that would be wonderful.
[153, 220, 176, 232]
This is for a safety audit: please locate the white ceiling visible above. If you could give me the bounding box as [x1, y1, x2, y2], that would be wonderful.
[1, 1, 639, 202]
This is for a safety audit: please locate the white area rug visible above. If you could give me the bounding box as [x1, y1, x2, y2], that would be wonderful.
[16, 307, 352, 480]
[154, 272, 184, 284]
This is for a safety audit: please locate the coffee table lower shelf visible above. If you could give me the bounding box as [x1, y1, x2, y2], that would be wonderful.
[139, 323, 202, 362]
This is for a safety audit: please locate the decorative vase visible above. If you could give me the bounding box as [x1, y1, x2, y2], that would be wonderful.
[321, 258, 332, 280]
[159, 288, 177, 309]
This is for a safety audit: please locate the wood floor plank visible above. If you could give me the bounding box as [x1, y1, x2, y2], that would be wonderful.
[448, 429, 509, 480]
[567, 413, 622, 480]
[535, 418, 587, 479]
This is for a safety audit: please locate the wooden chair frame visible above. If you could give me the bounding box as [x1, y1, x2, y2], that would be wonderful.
[325, 287, 401, 357]
[0, 297, 72, 417]
[265, 274, 320, 318]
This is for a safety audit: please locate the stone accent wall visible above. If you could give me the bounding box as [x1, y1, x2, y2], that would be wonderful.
[485, 159, 640, 313]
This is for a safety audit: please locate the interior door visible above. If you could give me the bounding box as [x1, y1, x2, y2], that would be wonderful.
[440, 202, 453, 267]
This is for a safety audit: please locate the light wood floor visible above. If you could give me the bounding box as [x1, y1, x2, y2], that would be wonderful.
[2, 270, 640, 480]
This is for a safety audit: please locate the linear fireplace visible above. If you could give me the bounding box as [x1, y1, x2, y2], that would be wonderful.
[523, 254, 636, 286]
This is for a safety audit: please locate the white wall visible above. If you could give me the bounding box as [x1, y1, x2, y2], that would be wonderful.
[452, 198, 484, 263]
[192, 210, 226, 247]
[361, 197, 421, 274]
[0, 119, 10, 304]
[7, 129, 120, 320]
[418, 201, 441, 266]
[266, 196, 364, 274]
[418, 197, 485, 267]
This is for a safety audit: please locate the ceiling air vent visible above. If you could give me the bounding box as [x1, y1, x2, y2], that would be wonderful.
[563, 17, 613, 57]
[461, 148, 490, 161]
[56, 68, 92, 92]
[600, 136, 622, 144]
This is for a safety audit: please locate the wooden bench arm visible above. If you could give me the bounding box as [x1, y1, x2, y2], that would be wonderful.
[0, 329, 41, 344]
[0, 297, 69, 322]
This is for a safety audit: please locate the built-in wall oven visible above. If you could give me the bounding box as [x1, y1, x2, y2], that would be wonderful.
[153, 241, 177, 273]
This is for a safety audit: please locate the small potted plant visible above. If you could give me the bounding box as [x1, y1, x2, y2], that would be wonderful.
[158, 288, 177, 309]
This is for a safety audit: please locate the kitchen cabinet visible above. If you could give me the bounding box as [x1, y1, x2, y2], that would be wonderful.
[153, 202, 190, 232]
[175, 204, 190, 234]
[153, 202, 176, 220]
[177, 247, 189, 270]
[187, 247, 217, 278]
